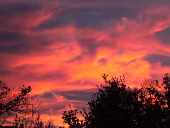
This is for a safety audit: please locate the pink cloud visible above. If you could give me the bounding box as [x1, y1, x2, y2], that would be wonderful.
[1, 0, 170, 126]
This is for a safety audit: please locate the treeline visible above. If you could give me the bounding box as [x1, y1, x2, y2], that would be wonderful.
[61, 74, 170, 128]
[0, 74, 170, 128]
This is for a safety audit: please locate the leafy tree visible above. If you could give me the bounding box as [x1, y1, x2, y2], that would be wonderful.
[62, 74, 169, 128]
[62, 105, 84, 128]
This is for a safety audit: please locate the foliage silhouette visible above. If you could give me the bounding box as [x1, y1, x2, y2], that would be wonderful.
[13, 113, 55, 128]
[62, 74, 170, 128]
[0, 80, 35, 125]
[0, 80, 55, 128]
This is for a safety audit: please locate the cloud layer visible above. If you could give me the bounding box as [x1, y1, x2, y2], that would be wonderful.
[1, 0, 170, 126]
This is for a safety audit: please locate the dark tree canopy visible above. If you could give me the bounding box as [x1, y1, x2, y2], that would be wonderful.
[62, 74, 170, 128]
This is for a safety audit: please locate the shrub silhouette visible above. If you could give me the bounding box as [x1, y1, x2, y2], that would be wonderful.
[13, 113, 55, 128]
[62, 74, 170, 128]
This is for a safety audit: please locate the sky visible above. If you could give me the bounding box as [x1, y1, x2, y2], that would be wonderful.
[0, 0, 170, 127]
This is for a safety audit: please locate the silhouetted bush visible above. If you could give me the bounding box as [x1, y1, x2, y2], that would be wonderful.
[62, 74, 170, 128]
[12, 113, 55, 128]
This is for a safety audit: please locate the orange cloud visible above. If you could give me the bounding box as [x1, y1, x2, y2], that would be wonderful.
[1, 0, 170, 127]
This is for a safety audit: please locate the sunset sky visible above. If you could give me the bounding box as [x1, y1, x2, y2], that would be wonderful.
[1, 0, 170, 127]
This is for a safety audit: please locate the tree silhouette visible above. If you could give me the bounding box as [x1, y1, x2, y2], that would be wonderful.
[62, 74, 170, 128]
[0, 80, 35, 125]
[0, 80, 56, 128]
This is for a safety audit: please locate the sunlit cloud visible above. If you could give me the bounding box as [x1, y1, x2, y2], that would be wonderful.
[1, 0, 170, 127]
